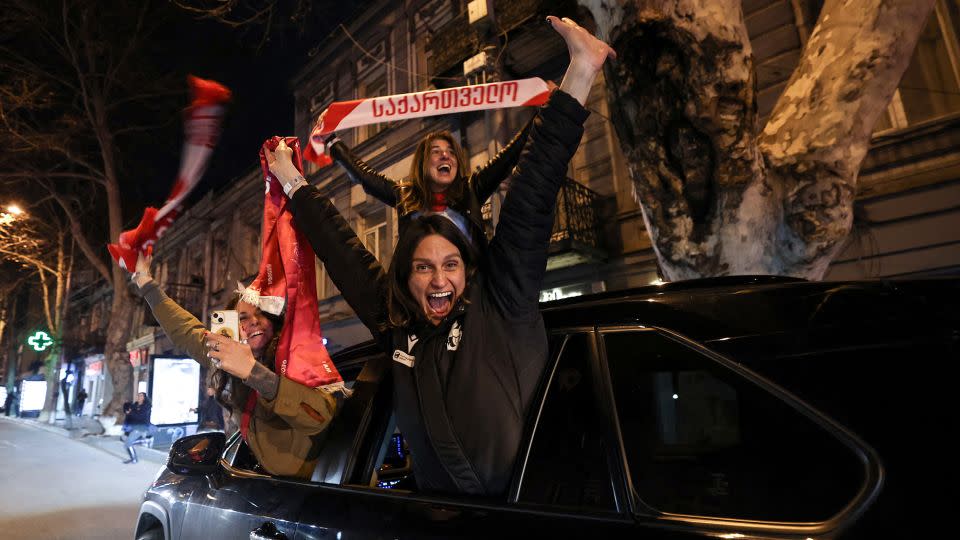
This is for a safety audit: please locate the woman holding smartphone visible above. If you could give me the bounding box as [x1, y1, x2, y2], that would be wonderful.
[131, 256, 337, 479]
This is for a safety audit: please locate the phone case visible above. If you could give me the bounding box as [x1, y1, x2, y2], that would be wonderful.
[210, 310, 240, 341]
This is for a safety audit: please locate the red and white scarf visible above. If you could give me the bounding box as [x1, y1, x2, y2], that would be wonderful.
[239, 137, 345, 438]
[109, 76, 231, 270]
[303, 77, 552, 167]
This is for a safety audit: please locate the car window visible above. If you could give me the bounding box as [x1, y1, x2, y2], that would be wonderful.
[366, 412, 418, 491]
[223, 362, 369, 479]
[516, 333, 617, 512]
[603, 329, 865, 522]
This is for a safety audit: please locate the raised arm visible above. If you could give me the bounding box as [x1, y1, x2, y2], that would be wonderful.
[132, 256, 210, 367]
[487, 17, 615, 318]
[266, 141, 391, 348]
[328, 138, 400, 207]
[470, 115, 534, 203]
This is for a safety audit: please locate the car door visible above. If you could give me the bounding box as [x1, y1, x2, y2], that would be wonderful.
[597, 326, 883, 538]
[176, 356, 374, 540]
[178, 435, 312, 540]
[292, 331, 689, 539]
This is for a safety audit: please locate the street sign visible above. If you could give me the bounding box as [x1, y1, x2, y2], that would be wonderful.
[27, 330, 53, 352]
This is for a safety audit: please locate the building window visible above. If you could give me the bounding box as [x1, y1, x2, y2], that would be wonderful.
[210, 227, 228, 293]
[360, 208, 388, 262]
[315, 260, 339, 301]
[242, 223, 260, 280]
[310, 84, 334, 117]
[305, 83, 336, 176]
[358, 73, 387, 142]
[876, 0, 960, 132]
[156, 259, 168, 288]
[356, 39, 389, 144]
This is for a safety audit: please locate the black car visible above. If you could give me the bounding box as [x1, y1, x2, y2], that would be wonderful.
[135, 277, 958, 539]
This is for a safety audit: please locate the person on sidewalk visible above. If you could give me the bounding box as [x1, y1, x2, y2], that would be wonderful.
[191, 385, 225, 432]
[3, 387, 16, 417]
[74, 388, 88, 417]
[122, 392, 153, 464]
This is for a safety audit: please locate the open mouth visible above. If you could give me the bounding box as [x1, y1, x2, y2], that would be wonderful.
[436, 164, 452, 174]
[247, 330, 264, 340]
[426, 291, 453, 314]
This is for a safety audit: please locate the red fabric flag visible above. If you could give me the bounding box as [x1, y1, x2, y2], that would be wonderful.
[239, 137, 345, 438]
[108, 76, 231, 271]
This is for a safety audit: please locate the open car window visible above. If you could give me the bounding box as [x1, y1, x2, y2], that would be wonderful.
[219, 354, 379, 481]
[514, 332, 619, 512]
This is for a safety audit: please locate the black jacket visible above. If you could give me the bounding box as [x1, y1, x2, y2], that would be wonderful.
[328, 115, 534, 246]
[123, 401, 152, 429]
[290, 90, 588, 495]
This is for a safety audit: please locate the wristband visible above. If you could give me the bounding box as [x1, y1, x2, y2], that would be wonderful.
[282, 174, 309, 197]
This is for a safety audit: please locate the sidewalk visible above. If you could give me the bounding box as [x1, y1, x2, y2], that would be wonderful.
[2, 414, 170, 465]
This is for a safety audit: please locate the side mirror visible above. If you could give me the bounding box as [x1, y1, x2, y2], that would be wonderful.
[167, 432, 226, 475]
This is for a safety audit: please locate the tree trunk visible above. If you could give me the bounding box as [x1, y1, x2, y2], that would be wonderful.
[582, 0, 935, 280]
[38, 348, 59, 424]
[89, 48, 137, 421]
[102, 292, 135, 419]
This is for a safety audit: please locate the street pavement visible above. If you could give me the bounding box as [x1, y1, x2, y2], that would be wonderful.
[0, 416, 168, 540]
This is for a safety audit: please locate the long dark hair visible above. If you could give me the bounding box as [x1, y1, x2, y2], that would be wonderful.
[397, 131, 468, 216]
[386, 214, 479, 329]
[210, 295, 283, 414]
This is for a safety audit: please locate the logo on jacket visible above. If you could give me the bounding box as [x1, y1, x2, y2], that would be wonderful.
[392, 349, 415, 368]
[446, 321, 462, 351]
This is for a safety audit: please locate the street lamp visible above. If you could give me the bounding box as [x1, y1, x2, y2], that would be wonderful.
[0, 203, 25, 226]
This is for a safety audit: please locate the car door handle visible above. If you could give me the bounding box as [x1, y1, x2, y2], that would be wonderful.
[250, 522, 288, 540]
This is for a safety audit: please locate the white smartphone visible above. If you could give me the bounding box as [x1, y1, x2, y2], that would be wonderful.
[210, 310, 240, 341]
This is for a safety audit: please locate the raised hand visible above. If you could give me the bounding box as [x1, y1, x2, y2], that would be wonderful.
[205, 331, 256, 380]
[547, 16, 617, 105]
[264, 139, 298, 181]
[132, 251, 154, 288]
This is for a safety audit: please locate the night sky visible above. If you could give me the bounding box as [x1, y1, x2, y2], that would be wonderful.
[136, 2, 366, 208]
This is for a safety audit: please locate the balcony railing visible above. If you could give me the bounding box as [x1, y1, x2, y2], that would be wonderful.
[552, 178, 602, 244]
[547, 177, 605, 270]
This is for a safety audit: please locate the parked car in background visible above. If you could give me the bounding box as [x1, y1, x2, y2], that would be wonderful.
[135, 276, 958, 539]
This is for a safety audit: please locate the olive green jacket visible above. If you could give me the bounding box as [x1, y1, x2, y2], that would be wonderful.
[140, 281, 336, 479]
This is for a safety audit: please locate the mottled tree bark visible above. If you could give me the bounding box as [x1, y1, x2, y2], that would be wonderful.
[582, 0, 935, 279]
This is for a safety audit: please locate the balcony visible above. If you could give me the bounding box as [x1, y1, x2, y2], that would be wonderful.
[427, 0, 562, 82]
[547, 178, 605, 270]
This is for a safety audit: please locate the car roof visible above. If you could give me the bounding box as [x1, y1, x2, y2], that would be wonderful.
[542, 276, 959, 338]
[333, 276, 960, 365]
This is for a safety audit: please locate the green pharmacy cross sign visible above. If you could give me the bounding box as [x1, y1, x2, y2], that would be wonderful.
[27, 330, 53, 352]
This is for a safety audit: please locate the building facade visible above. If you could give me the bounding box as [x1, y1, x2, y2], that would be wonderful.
[62, 0, 960, 399]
